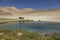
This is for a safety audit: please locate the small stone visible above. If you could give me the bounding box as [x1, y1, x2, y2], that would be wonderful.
[17, 32, 23, 36]
[0, 32, 3, 35]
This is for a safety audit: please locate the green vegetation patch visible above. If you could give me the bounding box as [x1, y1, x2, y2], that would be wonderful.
[0, 18, 34, 24]
[0, 29, 59, 40]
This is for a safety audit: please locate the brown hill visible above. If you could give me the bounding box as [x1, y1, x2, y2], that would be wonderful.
[0, 6, 60, 22]
[0, 7, 21, 16]
[0, 7, 33, 16]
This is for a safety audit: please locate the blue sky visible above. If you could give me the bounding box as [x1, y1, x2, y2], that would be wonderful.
[0, 0, 60, 9]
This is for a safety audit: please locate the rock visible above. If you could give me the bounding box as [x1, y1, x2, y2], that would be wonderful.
[16, 32, 23, 36]
[0, 32, 3, 35]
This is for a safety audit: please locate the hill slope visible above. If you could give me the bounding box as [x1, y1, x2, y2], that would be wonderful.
[0, 7, 60, 22]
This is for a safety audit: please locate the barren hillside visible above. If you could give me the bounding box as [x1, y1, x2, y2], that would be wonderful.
[0, 7, 60, 22]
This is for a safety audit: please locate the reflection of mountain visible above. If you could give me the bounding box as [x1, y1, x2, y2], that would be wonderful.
[0, 6, 60, 22]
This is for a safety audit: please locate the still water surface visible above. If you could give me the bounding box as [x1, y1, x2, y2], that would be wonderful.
[0, 22, 60, 32]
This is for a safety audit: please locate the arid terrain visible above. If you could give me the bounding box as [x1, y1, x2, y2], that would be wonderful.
[0, 6, 60, 22]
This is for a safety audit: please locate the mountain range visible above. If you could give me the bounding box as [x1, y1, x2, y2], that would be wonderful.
[0, 6, 60, 22]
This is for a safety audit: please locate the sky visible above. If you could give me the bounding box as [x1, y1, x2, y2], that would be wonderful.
[0, 0, 60, 9]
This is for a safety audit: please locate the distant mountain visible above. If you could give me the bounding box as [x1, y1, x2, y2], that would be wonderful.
[20, 8, 34, 14]
[25, 9, 60, 17]
[0, 6, 60, 16]
[0, 7, 33, 16]
[0, 6, 60, 22]
[0, 10, 11, 15]
[0, 7, 21, 16]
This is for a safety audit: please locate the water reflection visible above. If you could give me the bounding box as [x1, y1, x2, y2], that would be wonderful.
[0, 22, 60, 32]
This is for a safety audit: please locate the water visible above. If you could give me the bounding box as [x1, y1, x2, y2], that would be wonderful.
[0, 22, 60, 33]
